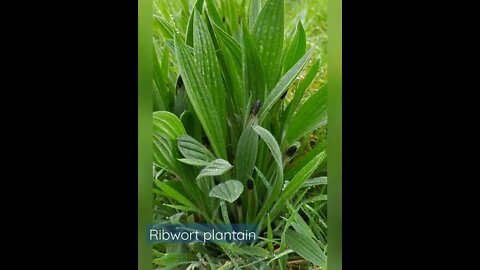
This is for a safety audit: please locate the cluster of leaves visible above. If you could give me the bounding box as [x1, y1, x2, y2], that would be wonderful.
[152, 0, 327, 269]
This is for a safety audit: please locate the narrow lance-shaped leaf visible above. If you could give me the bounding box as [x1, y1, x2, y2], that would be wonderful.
[153, 46, 171, 111]
[285, 229, 326, 266]
[252, 125, 283, 179]
[283, 21, 306, 73]
[156, 181, 199, 212]
[248, 0, 261, 29]
[185, 0, 204, 46]
[212, 22, 242, 66]
[259, 48, 314, 123]
[242, 23, 266, 103]
[193, 10, 227, 138]
[205, 0, 225, 31]
[285, 83, 327, 144]
[174, 33, 228, 159]
[270, 151, 326, 219]
[209, 180, 244, 203]
[280, 59, 320, 138]
[236, 117, 259, 183]
[252, 0, 284, 89]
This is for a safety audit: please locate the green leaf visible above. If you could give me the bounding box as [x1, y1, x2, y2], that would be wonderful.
[252, 125, 283, 179]
[153, 133, 181, 175]
[205, 0, 225, 31]
[282, 151, 326, 201]
[302, 177, 327, 188]
[153, 46, 169, 111]
[255, 166, 272, 192]
[177, 134, 215, 161]
[286, 202, 315, 239]
[280, 59, 320, 137]
[177, 158, 211, 167]
[259, 48, 314, 123]
[152, 112, 186, 175]
[251, 125, 284, 218]
[209, 180, 244, 203]
[286, 83, 327, 144]
[284, 142, 325, 180]
[239, 246, 270, 257]
[252, 0, 284, 89]
[153, 111, 186, 139]
[154, 15, 174, 39]
[248, 0, 261, 29]
[283, 21, 306, 73]
[185, 0, 204, 46]
[212, 23, 244, 114]
[267, 214, 274, 254]
[193, 10, 227, 138]
[285, 229, 326, 266]
[197, 159, 233, 179]
[242, 23, 266, 103]
[174, 33, 228, 159]
[153, 253, 198, 266]
[235, 118, 259, 183]
[156, 181, 199, 212]
[212, 22, 242, 66]
[270, 151, 326, 219]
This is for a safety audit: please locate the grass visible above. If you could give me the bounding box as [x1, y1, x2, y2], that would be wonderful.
[152, 0, 327, 269]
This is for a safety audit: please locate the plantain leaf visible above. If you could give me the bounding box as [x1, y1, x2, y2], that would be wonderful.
[185, 0, 204, 46]
[205, 0, 225, 31]
[283, 21, 306, 73]
[248, 0, 261, 29]
[242, 23, 266, 103]
[193, 10, 227, 139]
[284, 142, 325, 180]
[209, 180, 244, 203]
[302, 177, 328, 188]
[286, 202, 315, 239]
[153, 133, 181, 175]
[285, 229, 326, 266]
[286, 83, 327, 144]
[153, 111, 186, 139]
[252, 125, 283, 179]
[156, 181, 199, 212]
[235, 118, 259, 183]
[281, 59, 320, 137]
[270, 151, 326, 219]
[177, 134, 215, 161]
[259, 48, 314, 123]
[152, 112, 186, 175]
[197, 159, 233, 180]
[153, 46, 168, 111]
[282, 151, 326, 202]
[177, 158, 211, 167]
[252, 0, 284, 89]
[212, 22, 242, 66]
[174, 33, 228, 159]
[154, 15, 174, 39]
